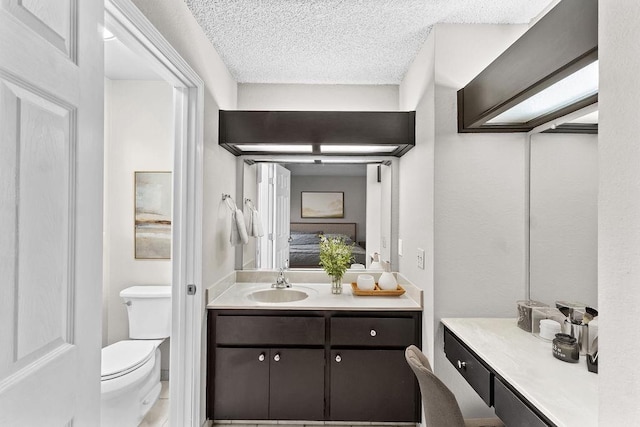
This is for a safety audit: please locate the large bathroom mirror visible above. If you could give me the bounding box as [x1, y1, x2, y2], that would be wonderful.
[237, 159, 398, 271]
[528, 130, 598, 308]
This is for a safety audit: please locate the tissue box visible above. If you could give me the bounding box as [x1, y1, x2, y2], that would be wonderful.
[516, 300, 548, 332]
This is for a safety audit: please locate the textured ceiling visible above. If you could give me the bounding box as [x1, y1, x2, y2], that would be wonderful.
[185, 0, 553, 84]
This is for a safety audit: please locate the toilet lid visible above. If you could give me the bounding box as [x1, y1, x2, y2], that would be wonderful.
[101, 340, 159, 380]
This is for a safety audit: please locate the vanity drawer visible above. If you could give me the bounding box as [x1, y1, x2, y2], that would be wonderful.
[444, 328, 492, 406]
[331, 317, 415, 347]
[216, 315, 324, 345]
[494, 378, 550, 427]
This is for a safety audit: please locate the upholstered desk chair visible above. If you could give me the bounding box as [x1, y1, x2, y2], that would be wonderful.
[405, 345, 504, 427]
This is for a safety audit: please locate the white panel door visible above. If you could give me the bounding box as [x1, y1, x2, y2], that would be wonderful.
[0, 1, 104, 425]
[255, 164, 271, 269]
[273, 164, 291, 269]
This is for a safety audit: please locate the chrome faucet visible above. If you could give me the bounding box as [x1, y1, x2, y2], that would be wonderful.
[272, 267, 291, 289]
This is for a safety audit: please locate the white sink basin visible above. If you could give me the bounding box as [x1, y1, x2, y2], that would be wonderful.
[247, 288, 310, 303]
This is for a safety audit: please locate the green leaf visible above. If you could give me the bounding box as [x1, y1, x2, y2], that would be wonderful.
[318, 235, 355, 280]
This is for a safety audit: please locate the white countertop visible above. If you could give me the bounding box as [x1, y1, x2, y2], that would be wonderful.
[441, 318, 597, 427]
[207, 281, 422, 311]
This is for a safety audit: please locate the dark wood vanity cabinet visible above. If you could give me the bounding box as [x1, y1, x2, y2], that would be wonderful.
[207, 309, 421, 423]
[329, 316, 419, 422]
[214, 347, 324, 420]
[209, 312, 325, 421]
[330, 349, 417, 422]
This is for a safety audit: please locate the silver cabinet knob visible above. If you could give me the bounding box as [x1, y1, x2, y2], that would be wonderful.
[335, 354, 342, 363]
[274, 353, 281, 362]
[457, 360, 466, 369]
[258, 353, 265, 362]
[370, 329, 377, 337]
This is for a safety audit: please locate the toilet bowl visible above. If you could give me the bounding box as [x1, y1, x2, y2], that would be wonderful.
[101, 285, 171, 427]
[101, 340, 163, 426]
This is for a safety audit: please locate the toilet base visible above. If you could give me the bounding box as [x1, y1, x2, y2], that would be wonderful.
[101, 348, 161, 427]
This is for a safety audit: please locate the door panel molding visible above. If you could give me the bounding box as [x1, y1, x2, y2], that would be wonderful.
[2, 0, 77, 61]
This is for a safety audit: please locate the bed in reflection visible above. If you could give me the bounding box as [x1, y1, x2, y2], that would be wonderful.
[289, 222, 367, 268]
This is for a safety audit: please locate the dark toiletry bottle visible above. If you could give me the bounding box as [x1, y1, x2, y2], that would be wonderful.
[552, 333, 579, 363]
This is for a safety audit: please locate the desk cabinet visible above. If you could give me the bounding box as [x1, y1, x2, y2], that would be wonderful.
[444, 327, 552, 427]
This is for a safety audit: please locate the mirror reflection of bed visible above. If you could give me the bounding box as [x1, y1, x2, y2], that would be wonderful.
[289, 222, 367, 268]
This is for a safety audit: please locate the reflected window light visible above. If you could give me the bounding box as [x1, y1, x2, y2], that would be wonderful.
[488, 60, 598, 124]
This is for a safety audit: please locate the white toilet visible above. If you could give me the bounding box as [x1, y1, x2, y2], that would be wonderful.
[101, 285, 171, 427]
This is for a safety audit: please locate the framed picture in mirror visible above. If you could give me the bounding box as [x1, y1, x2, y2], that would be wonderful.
[301, 191, 344, 218]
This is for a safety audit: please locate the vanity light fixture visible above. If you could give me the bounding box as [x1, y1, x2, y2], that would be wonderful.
[320, 158, 377, 163]
[487, 61, 598, 125]
[457, 0, 598, 133]
[531, 103, 598, 135]
[235, 144, 313, 153]
[320, 145, 399, 154]
[250, 158, 316, 163]
[219, 110, 415, 157]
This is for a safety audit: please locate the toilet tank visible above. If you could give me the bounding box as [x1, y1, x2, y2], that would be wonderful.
[120, 285, 171, 339]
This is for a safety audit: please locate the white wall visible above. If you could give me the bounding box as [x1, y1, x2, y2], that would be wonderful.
[599, 1, 640, 423]
[399, 23, 529, 418]
[238, 83, 398, 111]
[529, 133, 598, 307]
[103, 79, 173, 372]
[289, 175, 367, 242]
[130, 1, 239, 423]
[399, 31, 436, 363]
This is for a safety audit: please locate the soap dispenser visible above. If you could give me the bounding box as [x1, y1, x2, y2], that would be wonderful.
[378, 261, 397, 290]
[368, 252, 383, 271]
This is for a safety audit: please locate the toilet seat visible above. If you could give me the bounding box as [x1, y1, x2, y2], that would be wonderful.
[101, 340, 162, 381]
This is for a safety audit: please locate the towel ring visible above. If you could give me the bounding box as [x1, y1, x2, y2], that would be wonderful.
[222, 193, 236, 211]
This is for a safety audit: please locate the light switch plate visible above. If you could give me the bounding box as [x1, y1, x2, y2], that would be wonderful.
[417, 248, 425, 270]
[398, 239, 403, 257]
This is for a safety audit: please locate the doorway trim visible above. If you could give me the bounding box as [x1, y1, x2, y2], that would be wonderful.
[105, 1, 204, 425]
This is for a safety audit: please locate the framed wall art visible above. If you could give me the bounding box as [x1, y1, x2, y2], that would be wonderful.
[301, 191, 344, 218]
[134, 171, 172, 259]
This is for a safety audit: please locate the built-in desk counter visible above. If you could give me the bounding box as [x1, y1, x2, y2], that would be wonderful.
[441, 318, 597, 427]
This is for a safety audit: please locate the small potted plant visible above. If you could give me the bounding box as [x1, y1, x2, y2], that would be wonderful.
[319, 235, 354, 294]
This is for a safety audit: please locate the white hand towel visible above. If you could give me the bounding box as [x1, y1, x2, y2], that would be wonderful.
[230, 208, 249, 246]
[244, 206, 253, 236]
[251, 208, 264, 237]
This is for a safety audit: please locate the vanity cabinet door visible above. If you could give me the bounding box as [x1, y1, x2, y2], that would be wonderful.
[329, 349, 417, 422]
[214, 347, 269, 420]
[270, 348, 325, 420]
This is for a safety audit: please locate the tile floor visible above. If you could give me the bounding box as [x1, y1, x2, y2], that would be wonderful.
[139, 381, 170, 427]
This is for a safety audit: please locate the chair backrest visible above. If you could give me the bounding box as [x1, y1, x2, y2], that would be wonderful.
[405, 345, 466, 427]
